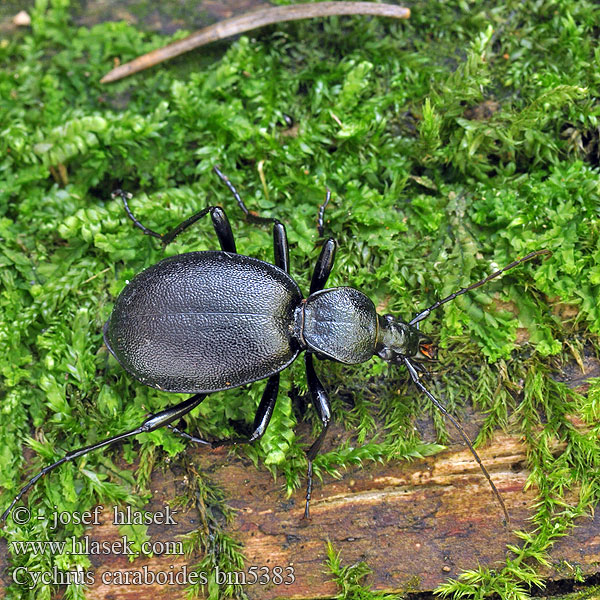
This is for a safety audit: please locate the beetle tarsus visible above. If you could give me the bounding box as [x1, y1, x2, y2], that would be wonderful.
[167, 425, 212, 446]
[304, 459, 313, 519]
[317, 189, 331, 237]
[168, 374, 281, 449]
[113, 189, 163, 240]
[116, 188, 239, 251]
[213, 165, 282, 228]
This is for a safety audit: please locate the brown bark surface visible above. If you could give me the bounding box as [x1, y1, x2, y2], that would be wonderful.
[44, 429, 600, 598]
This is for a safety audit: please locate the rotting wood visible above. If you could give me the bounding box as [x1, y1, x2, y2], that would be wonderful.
[0, 426, 593, 600]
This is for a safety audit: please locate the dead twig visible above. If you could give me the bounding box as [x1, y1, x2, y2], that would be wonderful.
[100, 2, 410, 84]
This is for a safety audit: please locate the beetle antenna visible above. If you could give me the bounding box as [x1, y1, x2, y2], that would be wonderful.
[403, 358, 510, 524]
[409, 249, 551, 326]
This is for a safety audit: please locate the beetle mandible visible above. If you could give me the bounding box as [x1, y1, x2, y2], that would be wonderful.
[2, 167, 550, 522]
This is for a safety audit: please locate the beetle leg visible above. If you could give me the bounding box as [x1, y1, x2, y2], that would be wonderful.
[213, 166, 294, 273]
[213, 167, 302, 274]
[304, 353, 331, 519]
[309, 238, 337, 294]
[273, 222, 290, 273]
[112, 189, 237, 252]
[249, 373, 280, 442]
[161, 206, 236, 251]
[1, 394, 206, 522]
[213, 166, 277, 227]
[403, 358, 510, 524]
[209, 373, 281, 447]
[214, 165, 292, 266]
[169, 375, 280, 448]
[219, 374, 280, 445]
[167, 425, 212, 445]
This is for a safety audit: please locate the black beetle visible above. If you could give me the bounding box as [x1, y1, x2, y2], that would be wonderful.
[2, 167, 549, 522]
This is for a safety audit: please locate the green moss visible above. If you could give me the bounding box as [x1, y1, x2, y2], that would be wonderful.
[326, 542, 402, 599]
[549, 585, 600, 600]
[1, 0, 599, 598]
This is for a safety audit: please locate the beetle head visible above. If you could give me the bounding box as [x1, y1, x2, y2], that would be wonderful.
[375, 314, 436, 364]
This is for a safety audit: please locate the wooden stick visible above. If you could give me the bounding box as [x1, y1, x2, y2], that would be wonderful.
[100, 2, 410, 83]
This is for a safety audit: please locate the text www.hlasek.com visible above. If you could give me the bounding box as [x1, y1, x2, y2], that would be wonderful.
[10, 535, 181, 557]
